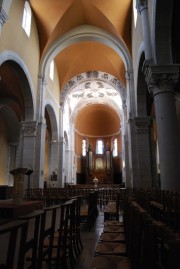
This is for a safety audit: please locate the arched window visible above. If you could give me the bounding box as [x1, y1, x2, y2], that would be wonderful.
[82, 139, 87, 156]
[96, 139, 104, 155]
[22, 1, 32, 37]
[112, 138, 118, 157]
[49, 60, 54, 81]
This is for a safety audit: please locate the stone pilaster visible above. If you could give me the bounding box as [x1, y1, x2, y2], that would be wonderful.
[126, 71, 135, 118]
[134, 116, 152, 187]
[65, 148, 74, 184]
[149, 117, 159, 187]
[58, 137, 66, 187]
[48, 140, 59, 186]
[127, 118, 138, 187]
[16, 121, 38, 189]
[33, 119, 46, 188]
[37, 75, 47, 120]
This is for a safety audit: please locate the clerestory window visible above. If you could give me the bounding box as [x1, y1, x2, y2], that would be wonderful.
[22, 1, 32, 37]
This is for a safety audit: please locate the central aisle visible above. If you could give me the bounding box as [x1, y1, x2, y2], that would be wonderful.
[75, 210, 104, 269]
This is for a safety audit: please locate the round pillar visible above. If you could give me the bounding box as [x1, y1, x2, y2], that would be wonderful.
[145, 65, 180, 190]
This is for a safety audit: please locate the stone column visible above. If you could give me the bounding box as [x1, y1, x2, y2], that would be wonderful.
[134, 116, 152, 187]
[145, 65, 180, 190]
[136, 0, 152, 62]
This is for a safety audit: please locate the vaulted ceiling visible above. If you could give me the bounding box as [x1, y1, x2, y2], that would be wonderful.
[29, 0, 132, 136]
[30, 0, 132, 136]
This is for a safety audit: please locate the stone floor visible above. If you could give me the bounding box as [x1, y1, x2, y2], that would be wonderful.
[75, 210, 104, 269]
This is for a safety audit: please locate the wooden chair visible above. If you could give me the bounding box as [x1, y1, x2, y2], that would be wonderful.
[95, 241, 127, 256]
[103, 224, 124, 233]
[104, 220, 124, 227]
[46, 200, 75, 269]
[18, 210, 44, 269]
[104, 196, 120, 221]
[155, 224, 180, 269]
[80, 191, 97, 230]
[92, 255, 131, 269]
[99, 232, 126, 243]
[70, 196, 83, 256]
[37, 205, 61, 269]
[0, 220, 28, 269]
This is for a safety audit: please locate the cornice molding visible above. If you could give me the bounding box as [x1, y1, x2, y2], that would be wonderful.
[136, 0, 148, 14]
[60, 71, 126, 107]
[74, 127, 120, 138]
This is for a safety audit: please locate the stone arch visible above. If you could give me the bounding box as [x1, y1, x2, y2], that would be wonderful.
[0, 55, 35, 185]
[39, 25, 133, 79]
[44, 104, 59, 187]
[0, 51, 36, 120]
[61, 71, 126, 109]
[45, 102, 59, 141]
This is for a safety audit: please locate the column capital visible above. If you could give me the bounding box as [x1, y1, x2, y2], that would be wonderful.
[134, 116, 151, 133]
[38, 75, 47, 87]
[59, 137, 66, 144]
[144, 65, 179, 96]
[21, 121, 38, 136]
[122, 101, 127, 111]
[125, 71, 134, 81]
[0, 7, 8, 26]
[136, 0, 148, 14]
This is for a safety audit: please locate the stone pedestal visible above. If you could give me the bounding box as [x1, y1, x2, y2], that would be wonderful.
[10, 168, 28, 204]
